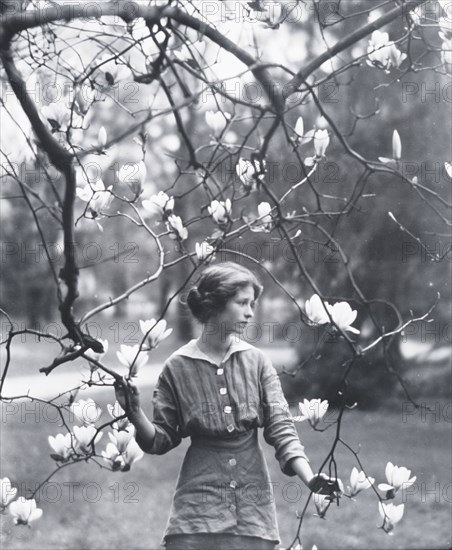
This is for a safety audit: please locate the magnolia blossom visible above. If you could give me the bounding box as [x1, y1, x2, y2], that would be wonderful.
[139, 318, 173, 348]
[41, 102, 70, 131]
[348, 467, 375, 497]
[379, 502, 405, 534]
[378, 462, 416, 497]
[195, 241, 216, 263]
[305, 294, 331, 325]
[235, 158, 266, 190]
[167, 214, 188, 240]
[8, 497, 43, 525]
[70, 398, 102, 425]
[236, 158, 256, 189]
[117, 344, 149, 377]
[107, 401, 130, 431]
[313, 129, 329, 157]
[255, 202, 273, 232]
[102, 437, 144, 471]
[142, 191, 174, 217]
[392, 130, 402, 160]
[76, 179, 113, 218]
[48, 432, 74, 462]
[367, 31, 407, 71]
[326, 301, 360, 334]
[101, 442, 124, 471]
[445, 162, 452, 179]
[117, 161, 147, 195]
[205, 111, 230, 135]
[313, 493, 331, 518]
[208, 199, 231, 225]
[96, 54, 132, 85]
[73, 425, 103, 454]
[109, 426, 135, 453]
[83, 339, 108, 366]
[294, 116, 304, 138]
[0, 478, 17, 507]
[97, 126, 107, 151]
[294, 398, 329, 428]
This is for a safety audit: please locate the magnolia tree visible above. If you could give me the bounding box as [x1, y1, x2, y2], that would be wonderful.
[0, 0, 450, 547]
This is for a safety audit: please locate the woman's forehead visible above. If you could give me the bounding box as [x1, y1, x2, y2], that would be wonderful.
[234, 285, 255, 299]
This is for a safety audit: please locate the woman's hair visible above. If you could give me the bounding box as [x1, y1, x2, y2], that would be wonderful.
[186, 261, 263, 323]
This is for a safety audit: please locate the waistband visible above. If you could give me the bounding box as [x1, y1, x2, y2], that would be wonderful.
[190, 428, 258, 451]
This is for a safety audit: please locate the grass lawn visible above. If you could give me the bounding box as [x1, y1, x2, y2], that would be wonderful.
[1, 390, 451, 550]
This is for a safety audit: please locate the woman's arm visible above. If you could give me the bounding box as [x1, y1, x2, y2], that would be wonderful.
[114, 371, 182, 455]
[288, 457, 315, 486]
[128, 408, 157, 453]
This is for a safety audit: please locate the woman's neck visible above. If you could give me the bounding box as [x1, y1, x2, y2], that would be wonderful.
[197, 327, 234, 354]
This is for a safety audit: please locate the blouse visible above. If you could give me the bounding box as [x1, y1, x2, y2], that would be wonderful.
[138, 337, 309, 545]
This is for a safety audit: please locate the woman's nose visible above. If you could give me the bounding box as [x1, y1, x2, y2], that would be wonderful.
[245, 306, 254, 318]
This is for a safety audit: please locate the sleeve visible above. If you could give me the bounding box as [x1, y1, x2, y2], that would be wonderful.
[260, 352, 309, 476]
[139, 364, 182, 455]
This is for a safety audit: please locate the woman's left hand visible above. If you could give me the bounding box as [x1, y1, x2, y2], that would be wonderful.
[308, 473, 344, 498]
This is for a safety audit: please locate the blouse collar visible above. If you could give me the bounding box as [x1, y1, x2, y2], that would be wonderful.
[171, 338, 253, 366]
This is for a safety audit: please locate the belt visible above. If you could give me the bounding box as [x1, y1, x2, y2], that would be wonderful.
[190, 428, 258, 451]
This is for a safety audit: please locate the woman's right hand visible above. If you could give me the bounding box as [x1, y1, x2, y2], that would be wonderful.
[113, 377, 141, 419]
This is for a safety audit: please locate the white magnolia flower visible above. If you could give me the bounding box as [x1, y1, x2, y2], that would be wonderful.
[378, 462, 416, 496]
[379, 502, 405, 534]
[256, 202, 273, 232]
[48, 432, 74, 462]
[73, 425, 103, 454]
[348, 467, 375, 497]
[445, 162, 452, 178]
[102, 436, 144, 471]
[107, 401, 130, 431]
[305, 294, 331, 325]
[8, 497, 43, 525]
[235, 157, 266, 190]
[392, 130, 402, 160]
[122, 438, 144, 470]
[70, 398, 102, 425]
[108, 426, 135, 453]
[167, 214, 188, 240]
[314, 129, 330, 157]
[295, 116, 304, 138]
[139, 318, 173, 348]
[207, 199, 231, 225]
[367, 31, 406, 70]
[236, 158, 256, 189]
[294, 398, 329, 428]
[41, 101, 70, 131]
[0, 478, 17, 507]
[101, 442, 124, 471]
[142, 191, 174, 217]
[116, 344, 149, 377]
[76, 179, 113, 218]
[326, 301, 360, 334]
[205, 111, 230, 135]
[117, 161, 147, 195]
[195, 241, 216, 263]
[97, 126, 107, 150]
[313, 493, 331, 518]
[84, 339, 108, 365]
[96, 54, 132, 85]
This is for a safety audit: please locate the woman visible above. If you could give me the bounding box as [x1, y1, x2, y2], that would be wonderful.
[114, 261, 342, 550]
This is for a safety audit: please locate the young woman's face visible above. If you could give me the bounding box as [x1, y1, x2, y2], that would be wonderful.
[211, 284, 256, 335]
